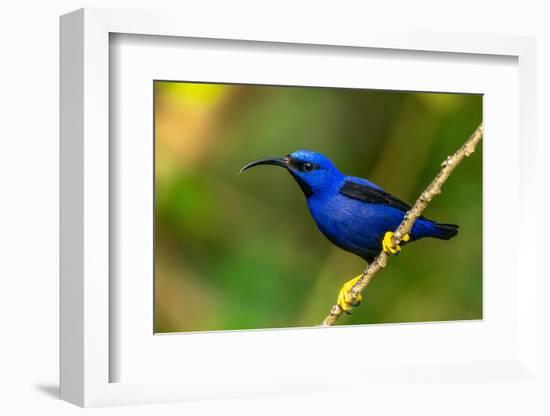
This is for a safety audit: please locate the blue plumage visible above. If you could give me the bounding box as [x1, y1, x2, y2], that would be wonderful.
[241, 149, 458, 262]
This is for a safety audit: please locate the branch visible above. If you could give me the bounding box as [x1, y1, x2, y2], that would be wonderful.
[320, 124, 483, 327]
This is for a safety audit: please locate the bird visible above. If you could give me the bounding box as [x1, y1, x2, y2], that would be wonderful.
[240, 150, 459, 313]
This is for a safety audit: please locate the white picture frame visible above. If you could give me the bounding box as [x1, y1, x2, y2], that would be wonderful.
[60, 8, 538, 408]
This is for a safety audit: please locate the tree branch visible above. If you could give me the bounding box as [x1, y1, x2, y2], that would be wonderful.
[320, 124, 484, 327]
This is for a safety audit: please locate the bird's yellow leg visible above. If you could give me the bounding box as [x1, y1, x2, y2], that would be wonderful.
[382, 231, 410, 255]
[337, 274, 363, 314]
[336, 232, 410, 314]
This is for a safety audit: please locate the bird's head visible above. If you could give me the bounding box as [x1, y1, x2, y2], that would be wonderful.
[240, 150, 344, 197]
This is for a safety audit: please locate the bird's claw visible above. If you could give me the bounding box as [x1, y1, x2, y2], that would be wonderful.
[337, 274, 363, 314]
[382, 231, 409, 255]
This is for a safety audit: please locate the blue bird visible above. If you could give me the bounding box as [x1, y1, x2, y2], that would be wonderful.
[241, 150, 458, 313]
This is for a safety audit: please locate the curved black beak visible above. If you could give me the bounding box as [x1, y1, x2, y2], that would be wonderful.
[240, 157, 288, 174]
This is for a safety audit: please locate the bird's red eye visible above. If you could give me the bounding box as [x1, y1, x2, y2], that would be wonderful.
[303, 162, 314, 172]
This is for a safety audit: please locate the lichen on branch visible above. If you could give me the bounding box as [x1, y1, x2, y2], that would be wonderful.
[320, 124, 484, 327]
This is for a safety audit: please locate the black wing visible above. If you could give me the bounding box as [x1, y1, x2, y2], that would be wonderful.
[339, 180, 420, 215]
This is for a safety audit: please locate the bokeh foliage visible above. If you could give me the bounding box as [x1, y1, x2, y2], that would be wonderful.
[154, 81, 482, 332]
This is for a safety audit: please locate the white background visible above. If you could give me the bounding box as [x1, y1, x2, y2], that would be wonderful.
[1, 1, 548, 415]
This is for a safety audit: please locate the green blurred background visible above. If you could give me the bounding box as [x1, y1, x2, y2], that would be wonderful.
[154, 81, 482, 333]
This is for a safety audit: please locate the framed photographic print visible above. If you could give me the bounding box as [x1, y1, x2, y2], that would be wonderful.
[60, 8, 538, 408]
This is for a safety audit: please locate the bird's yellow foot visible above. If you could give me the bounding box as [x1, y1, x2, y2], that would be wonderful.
[382, 231, 410, 255]
[337, 274, 363, 314]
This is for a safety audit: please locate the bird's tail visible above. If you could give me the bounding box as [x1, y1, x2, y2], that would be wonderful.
[433, 223, 459, 240]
